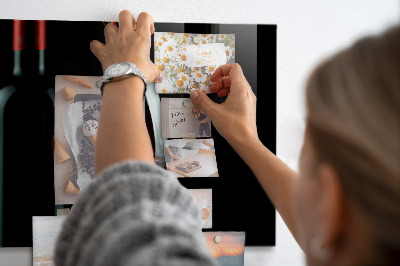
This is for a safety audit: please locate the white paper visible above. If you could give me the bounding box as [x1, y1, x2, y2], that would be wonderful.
[184, 43, 226, 67]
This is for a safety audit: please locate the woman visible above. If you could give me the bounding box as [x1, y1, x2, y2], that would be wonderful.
[187, 105, 211, 137]
[55, 10, 400, 266]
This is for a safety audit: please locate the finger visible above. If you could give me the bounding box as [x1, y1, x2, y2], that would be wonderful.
[210, 63, 243, 83]
[217, 88, 230, 97]
[104, 23, 118, 44]
[118, 10, 135, 35]
[209, 76, 231, 93]
[136, 12, 154, 35]
[90, 40, 105, 59]
[190, 90, 217, 118]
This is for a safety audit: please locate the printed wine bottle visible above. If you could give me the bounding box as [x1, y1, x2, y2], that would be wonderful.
[0, 20, 54, 247]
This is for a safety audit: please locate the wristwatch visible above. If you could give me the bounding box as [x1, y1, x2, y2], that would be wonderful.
[96, 62, 148, 96]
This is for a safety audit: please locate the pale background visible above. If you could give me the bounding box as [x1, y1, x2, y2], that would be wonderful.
[0, 0, 398, 265]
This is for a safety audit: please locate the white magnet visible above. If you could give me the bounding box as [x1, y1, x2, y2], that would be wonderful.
[183, 99, 191, 107]
[193, 35, 201, 44]
[214, 235, 222, 243]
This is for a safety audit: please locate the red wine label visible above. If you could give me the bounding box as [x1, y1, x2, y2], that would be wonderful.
[13, 20, 25, 51]
[35, 20, 46, 50]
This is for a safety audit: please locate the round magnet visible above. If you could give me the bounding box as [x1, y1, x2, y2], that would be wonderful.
[193, 35, 201, 44]
[214, 235, 222, 244]
[183, 99, 191, 107]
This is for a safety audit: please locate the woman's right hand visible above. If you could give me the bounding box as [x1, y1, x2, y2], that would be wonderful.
[189, 63, 258, 147]
[172, 154, 181, 160]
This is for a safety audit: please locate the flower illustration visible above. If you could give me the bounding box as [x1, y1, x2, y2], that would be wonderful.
[225, 46, 233, 62]
[193, 70, 207, 83]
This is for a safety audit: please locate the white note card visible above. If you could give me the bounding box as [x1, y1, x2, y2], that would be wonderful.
[184, 43, 226, 67]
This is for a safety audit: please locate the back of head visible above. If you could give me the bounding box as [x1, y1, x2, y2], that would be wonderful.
[305, 25, 400, 264]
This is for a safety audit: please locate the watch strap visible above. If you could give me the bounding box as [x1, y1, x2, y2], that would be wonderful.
[97, 62, 148, 97]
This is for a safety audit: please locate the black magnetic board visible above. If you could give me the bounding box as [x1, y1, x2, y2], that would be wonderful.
[0, 19, 276, 247]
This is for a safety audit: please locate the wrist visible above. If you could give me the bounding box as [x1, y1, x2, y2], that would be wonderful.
[228, 130, 261, 152]
[102, 76, 145, 98]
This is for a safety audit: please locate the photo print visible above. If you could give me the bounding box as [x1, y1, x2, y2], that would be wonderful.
[161, 98, 211, 139]
[55, 75, 149, 204]
[54, 75, 101, 204]
[33, 216, 66, 266]
[203, 231, 246, 266]
[189, 189, 212, 228]
[164, 138, 218, 177]
[154, 32, 235, 94]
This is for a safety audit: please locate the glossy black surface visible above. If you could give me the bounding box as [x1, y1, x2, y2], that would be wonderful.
[0, 20, 276, 246]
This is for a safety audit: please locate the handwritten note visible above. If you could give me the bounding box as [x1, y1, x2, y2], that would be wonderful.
[171, 111, 186, 128]
[161, 98, 212, 139]
[184, 43, 226, 67]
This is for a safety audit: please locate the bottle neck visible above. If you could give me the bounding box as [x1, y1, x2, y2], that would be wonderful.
[35, 20, 46, 76]
[12, 20, 25, 77]
[12, 20, 46, 78]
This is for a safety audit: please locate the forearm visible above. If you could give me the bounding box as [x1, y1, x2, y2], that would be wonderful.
[229, 137, 299, 241]
[202, 139, 214, 149]
[165, 147, 174, 157]
[95, 77, 153, 175]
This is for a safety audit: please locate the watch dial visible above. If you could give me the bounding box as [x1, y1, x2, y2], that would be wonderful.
[106, 62, 130, 77]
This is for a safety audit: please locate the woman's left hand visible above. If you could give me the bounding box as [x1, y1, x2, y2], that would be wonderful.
[90, 10, 163, 83]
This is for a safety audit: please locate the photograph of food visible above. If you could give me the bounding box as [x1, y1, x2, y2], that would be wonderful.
[164, 138, 218, 177]
[54, 75, 102, 204]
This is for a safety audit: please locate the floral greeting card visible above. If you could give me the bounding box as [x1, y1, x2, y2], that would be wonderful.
[154, 32, 235, 94]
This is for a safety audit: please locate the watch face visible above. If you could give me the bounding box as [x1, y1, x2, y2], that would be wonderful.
[106, 62, 131, 77]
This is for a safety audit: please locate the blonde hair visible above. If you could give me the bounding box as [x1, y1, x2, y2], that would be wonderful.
[305, 25, 400, 264]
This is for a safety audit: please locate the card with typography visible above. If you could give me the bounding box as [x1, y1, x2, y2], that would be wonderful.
[154, 32, 235, 94]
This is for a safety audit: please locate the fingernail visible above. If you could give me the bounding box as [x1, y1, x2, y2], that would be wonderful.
[190, 90, 199, 100]
[155, 71, 164, 83]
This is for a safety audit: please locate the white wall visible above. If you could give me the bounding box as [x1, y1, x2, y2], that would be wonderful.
[0, 1, 398, 265]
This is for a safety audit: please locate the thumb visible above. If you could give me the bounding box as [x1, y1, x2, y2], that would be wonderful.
[190, 90, 216, 117]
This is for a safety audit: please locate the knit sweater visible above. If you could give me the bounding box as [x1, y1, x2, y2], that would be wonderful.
[55, 160, 217, 266]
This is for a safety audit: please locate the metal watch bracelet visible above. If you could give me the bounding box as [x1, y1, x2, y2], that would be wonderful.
[97, 63, 148, 97]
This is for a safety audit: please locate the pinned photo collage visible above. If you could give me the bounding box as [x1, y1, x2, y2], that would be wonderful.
[155, 31, 235, 237]
[157, 32, 235, 179]
[51, 31, 242, 261]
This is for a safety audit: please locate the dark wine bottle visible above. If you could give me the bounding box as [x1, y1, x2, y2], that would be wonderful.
[0, 20, 54, 247]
